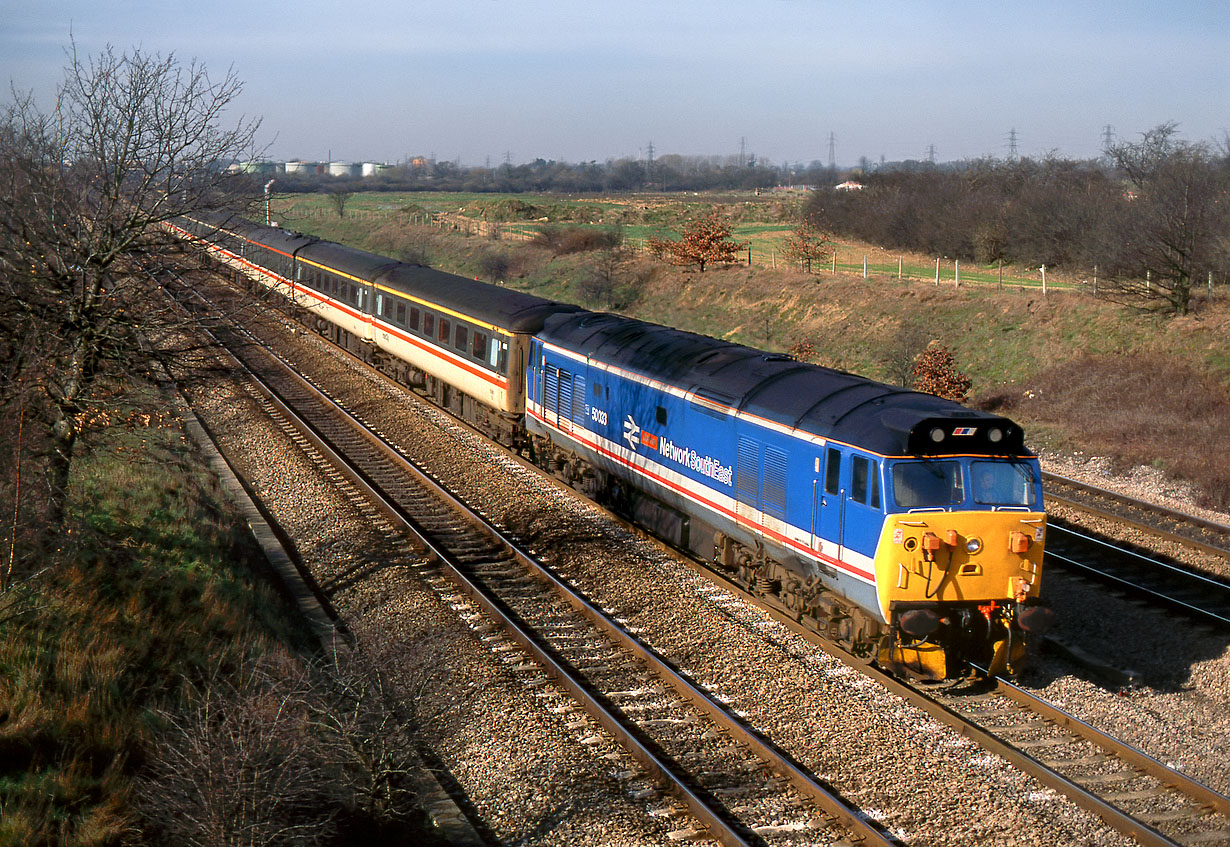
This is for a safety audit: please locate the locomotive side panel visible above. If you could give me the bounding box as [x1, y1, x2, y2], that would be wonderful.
[526, 335, 886, 617]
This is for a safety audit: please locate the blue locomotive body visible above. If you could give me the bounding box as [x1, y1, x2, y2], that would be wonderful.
[526, 311, 1048, 677]
[526, 314, 884, 617]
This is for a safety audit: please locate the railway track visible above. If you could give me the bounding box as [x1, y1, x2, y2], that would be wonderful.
[929, 673, 1230, 847]
[689, 570, 1230, 847]
[1045, 522, 1230, 627]
[185, 294, 902, 847]
[1042, 475, 1230, 627]
[1044, 473, 1230, 562]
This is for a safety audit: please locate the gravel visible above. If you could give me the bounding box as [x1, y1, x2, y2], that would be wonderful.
[184, 348, 699, 847]
[252, 319, 1145, 846]
[1026, 451, 1230, 797]
[193, 304, 1230, 845]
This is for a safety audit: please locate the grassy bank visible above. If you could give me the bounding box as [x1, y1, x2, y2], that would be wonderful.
[275, 195, 1230, 511]
[1, 387, 447, 845]
[0, 394, 313, 844]
[271, 190, 1072, 289]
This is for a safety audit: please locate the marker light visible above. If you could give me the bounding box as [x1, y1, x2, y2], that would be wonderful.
[988, 427, 1004, 443]
[930, 427, 946, 443]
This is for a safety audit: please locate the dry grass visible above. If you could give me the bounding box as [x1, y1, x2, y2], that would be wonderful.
[1014, 355, 1230, 511]
[0, 398, 311, 846]
[270, 200, 1230, 513]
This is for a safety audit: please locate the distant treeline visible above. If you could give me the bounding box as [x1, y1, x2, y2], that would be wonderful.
[272, 154, 834, 194]
[273, 135, 1229, 302]
[804, 152, 1230, 276]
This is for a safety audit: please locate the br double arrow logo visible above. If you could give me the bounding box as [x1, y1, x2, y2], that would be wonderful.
[622, 415, 640, 450]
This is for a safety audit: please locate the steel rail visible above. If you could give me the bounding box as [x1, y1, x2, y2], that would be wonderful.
[1043, 472, 1230, 560]
[987, 672, 1230, 820]
[1046, 525, 1230, 627]
[213, 320, 900, 847]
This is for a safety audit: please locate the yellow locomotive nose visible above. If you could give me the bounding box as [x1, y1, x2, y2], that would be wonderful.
[874, 511, 1047, 679]
[876, 511, 1045, 616]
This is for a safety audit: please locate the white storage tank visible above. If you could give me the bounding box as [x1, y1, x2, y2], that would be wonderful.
[328, 161, 360, 177]
[285, 160, 319, 174]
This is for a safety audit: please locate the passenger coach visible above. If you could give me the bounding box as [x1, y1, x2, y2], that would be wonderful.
[171, 214, 579, 443]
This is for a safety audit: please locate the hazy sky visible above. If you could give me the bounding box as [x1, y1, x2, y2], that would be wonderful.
[3, 1, 1227, 167]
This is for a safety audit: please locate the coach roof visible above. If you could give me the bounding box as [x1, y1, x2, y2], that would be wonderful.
[377, 263, 582, 333]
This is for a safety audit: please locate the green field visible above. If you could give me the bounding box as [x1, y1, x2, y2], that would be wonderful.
[271, 191, 1066, 290]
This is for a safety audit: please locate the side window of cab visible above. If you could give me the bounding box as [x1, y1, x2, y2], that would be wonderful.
[851, 455, 882, 509]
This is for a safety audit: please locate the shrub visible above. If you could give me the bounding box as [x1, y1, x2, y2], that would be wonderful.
[478, 250, 511, 283]
[531, 224, 623, 254]
[911, 342, 972, 402]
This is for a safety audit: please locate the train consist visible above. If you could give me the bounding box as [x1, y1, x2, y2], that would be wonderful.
[172, 213, 1051, 680]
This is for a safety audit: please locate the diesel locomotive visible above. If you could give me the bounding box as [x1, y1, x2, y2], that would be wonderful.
[171, 212, 1051, 680]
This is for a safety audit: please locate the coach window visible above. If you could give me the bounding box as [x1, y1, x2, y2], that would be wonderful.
[438, 317, 450, 343]
[496, 341, 508, 372]
[423, 312, 434, 338]
[395, 303, 406, 326]
[472, 331, 487, 361]
[409, 307, 420, 332]
[454, 324, 467, 351]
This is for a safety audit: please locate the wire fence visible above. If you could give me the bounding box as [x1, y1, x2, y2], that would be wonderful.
[292, 206, 1224, 298]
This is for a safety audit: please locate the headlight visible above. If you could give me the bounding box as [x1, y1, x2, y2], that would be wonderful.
[930, 427, 945, 443]
[965, 537, 982, 555]
[988, 427, 1003, 443]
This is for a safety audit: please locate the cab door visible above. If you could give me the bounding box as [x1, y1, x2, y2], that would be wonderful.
[841, 453, 884, 557]
[815, 446, 844, 558]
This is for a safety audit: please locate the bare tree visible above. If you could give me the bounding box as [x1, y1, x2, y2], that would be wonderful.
[328, 186, 353, 217]
[577, 244, 636, 308]
[138, 624, 466, 846]
[1101, 123, 1230, 314]
[137, 654, 338, 847]
[0, 43, 262, 543]
[882, 323, 931, 388]
[780, 217, 832, 273]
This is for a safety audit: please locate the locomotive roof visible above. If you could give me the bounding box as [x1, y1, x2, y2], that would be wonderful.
[540, 311, 1028, 457]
